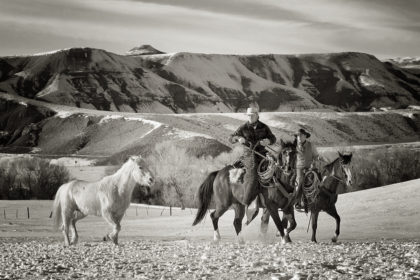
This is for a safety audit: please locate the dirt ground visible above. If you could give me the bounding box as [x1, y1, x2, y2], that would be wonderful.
[1, 179, 420, 279]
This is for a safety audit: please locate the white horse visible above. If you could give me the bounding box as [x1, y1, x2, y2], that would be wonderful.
[52, 155, 154, 246]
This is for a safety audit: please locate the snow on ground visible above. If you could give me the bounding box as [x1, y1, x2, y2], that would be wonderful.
[54, 110, 74, 119]
[98, 114, 162, 129]
[0, 179, 419, 279]
[359, 74, 384, 88]
[50, 157, 97, 167]
[166, 128, 214, 139]
[31, 48, 71, 56]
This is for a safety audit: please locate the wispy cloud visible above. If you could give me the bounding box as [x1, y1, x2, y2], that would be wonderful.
[0, 0, 419, 58]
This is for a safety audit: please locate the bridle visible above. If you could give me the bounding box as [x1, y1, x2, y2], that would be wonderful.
[279, 148, 295, 176]
[325, 160, 350, 187]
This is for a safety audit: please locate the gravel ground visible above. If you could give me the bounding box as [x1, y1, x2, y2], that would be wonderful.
[1, 238, 419, 280]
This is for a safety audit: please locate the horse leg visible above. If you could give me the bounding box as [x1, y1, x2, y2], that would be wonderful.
[232, 203, 245, 244]
[325, 205, 341, 243]
[61, 210, 71, 246]
[111, 214, 125, 245]
[102, 210, 121, 245]
[260, 208, 270, 236]
[210, 206, 229, 242]
[311, 211, 320, 243]
[70, 211, 86, 245]
[282, 208, 297, 243]
[266, 202, 287, 244]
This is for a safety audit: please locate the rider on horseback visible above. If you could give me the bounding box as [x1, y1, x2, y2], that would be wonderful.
[229, 107, 276, 166]
[229, 107, 276, 222]
[292, 128, 320, 211]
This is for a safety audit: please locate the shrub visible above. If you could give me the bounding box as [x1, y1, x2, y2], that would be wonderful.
[0, 157, 71, 199]
[349, 148, 420, 192]
[145, 142, 420, 206]
[145, 142, 245, 208]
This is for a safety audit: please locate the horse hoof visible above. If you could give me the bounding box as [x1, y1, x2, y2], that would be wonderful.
[311, 240, 317, 243]
[332, 237, 337, 243]
[284, 236, 292, 243]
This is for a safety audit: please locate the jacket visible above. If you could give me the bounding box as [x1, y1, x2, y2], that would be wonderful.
[296, 141, 319, 169]
[229, 120, 276, 155]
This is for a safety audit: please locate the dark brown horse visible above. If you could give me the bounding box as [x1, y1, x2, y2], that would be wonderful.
[307, 152, 353, 243]
[258, 141, 297, 240]
[258, 140, 298, 242]
[262, 151, 353, 243]
[192, 143, 295, 243]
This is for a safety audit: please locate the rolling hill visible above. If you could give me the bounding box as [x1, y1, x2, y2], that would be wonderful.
[1, 93, 419, 161]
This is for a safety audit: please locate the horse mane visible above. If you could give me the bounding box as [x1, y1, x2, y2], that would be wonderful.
[103, 158, 138, 186]
[321, 158, 339, 176]
[281, 140, 296, 150]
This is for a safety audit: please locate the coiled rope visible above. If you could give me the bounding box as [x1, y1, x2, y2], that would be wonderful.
[257, 157, 277, 186]
[302, 170, 321, 205]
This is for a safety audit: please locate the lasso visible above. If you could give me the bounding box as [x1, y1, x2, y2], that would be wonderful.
[302, 170, 321, 206]
[257, 157, 278, 187]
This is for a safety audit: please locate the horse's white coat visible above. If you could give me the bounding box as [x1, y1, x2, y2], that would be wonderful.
[52, 156, 153, 246]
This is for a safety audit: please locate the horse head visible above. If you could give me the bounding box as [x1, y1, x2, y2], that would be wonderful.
[338, 152, 353, 187]
[129, 155, 154, 187]
[279, 140, 296, 173]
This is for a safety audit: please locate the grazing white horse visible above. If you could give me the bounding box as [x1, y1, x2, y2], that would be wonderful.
[52, 155, 154, 246]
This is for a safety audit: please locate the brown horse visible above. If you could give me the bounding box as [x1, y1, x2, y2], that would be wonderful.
[258, 140, 298, 242]
[192, 144, 293, 243]
[258, 141, 297, 241]
[307, 152, 353, 243]
[263, 151, 353, 243]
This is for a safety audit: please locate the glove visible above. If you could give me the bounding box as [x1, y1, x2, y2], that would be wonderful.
[237, 137, 246, 144]
[259, 138, 270, 146]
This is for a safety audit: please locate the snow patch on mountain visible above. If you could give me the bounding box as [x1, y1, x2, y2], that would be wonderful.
[166, 128, 214, 139]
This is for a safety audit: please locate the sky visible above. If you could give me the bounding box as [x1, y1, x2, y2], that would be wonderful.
[0, 0, 419, 58]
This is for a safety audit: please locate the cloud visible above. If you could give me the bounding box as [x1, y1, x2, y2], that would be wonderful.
[0, 0, 419, 58]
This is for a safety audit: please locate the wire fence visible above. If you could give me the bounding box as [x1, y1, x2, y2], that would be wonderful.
[0, 203, 198, 220]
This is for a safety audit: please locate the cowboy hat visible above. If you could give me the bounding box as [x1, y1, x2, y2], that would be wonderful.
[245, 107, 259, 115]
[295, 128, 311, 138]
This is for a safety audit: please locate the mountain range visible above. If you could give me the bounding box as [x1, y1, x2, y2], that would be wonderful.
[1, 46, 419, 113]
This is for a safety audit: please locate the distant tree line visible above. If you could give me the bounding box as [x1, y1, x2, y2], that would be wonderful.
[0, 157, 70, 199]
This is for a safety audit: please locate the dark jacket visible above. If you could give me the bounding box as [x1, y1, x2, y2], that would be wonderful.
[229, 120, 276, 156]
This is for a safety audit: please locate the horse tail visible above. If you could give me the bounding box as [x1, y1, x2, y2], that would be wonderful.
[192, 170, 218, 226]
[52, 184, 64, 230]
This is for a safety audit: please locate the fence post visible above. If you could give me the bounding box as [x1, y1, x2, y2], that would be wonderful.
[27, 207, 30, 219]
[146, 207, 149, 216]
[3, 209, 5, 219]
[16, 209, 18, 219]
[49, 211, 53, 218]
[170, 206, 172, 216]
[136, 207, 138, 216]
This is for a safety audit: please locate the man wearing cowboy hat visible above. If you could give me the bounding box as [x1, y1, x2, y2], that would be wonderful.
[229, 107, 276, 166]
[292, 128, 320, 211]
[229, 107, 276, 223]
